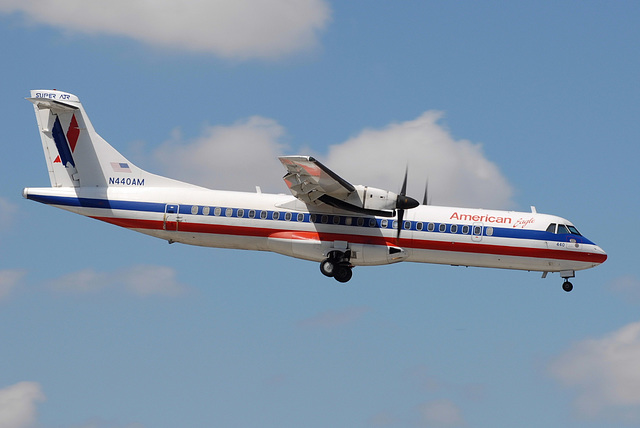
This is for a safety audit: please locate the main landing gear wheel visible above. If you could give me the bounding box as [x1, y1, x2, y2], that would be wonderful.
[333, 264, 353, 283]
[562, 280, 574, 292]
[320, 250, 354, 283]
[320, 259, 335, 277]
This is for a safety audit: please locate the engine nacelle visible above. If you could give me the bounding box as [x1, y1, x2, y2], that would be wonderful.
[344, 185, 398, 212]
[349, 243, 408, 266]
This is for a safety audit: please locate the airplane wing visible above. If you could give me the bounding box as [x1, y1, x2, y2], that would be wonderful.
[278, 156, 418, 217]
[278, 156, 355, 204]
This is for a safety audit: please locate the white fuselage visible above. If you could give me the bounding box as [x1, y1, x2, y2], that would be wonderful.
[23, 186, 607, 274]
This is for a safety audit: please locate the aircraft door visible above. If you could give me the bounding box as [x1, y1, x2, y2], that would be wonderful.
[164, 204, 181, 231]
[471, 222, 483, 242]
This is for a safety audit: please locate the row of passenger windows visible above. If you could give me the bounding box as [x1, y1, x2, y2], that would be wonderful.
[180, 205, 495, 236]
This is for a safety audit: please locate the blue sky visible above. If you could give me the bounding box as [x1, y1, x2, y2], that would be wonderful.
[0, 1, 639, 427]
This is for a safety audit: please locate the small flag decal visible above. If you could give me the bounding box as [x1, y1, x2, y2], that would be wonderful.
[111, 162, 131, 173]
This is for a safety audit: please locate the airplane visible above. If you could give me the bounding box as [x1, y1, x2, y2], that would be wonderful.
[22, 89, 607, 292]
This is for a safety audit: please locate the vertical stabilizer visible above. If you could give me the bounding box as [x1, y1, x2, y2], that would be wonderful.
[27, 89, 198, 189]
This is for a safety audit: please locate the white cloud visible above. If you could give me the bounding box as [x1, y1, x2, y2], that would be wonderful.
[418, 399, 465, 427]
[154, 118, 288, 192]
[0, 270, 25, 301]
[0, 0, 331, 59]
[297, 306, 370, 329]
[119, 265, 186, 297]
[0, 382, 45, 428]
[153, 111, 514, 208]
[325, 111, 513, 209]
[47, 265, 187, 297]
[549, 321, 640, 422]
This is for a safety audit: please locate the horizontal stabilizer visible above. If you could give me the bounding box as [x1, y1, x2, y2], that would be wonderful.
[27, 98, 78, 112]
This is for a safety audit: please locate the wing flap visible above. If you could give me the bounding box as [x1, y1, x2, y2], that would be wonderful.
[278, 156, 401, 217]
[279, 156, 355, 204]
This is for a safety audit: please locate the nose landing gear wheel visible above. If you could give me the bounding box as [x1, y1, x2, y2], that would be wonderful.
[562, 281, 573, 292]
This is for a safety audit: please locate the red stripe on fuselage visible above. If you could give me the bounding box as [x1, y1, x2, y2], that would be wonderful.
[90, 216, 607, 265]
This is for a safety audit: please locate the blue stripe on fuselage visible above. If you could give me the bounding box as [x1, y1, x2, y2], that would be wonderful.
[27, 193, 165, 213]
[26, 193, 595, 245]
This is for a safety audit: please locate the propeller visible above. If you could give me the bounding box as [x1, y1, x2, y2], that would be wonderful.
[396, 167, 419, 242]
[422, 178, 431, 205]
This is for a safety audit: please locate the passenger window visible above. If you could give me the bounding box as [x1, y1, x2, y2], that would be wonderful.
[427, 223, 435, 232]
[439, 223, 446, 233]
[404, 221, 411, 230]
[416, 222, 423, 231]
[202, 206, 210, 216]
[225, 208, 233, 217]
[260, 210, 267, 219]
[462, 225, 470, 234]
[237, 209, 244, 218]
[273, 212, 280, 220]
[357, 217, 365, 227]
[381, 219, 388, 228]
[450, 224, 458, 234]
[284, 212, 292, 221]
[557, 224, 569, 234]
[546, 223, 557, 233]
[297, 213, 304, 222]
[332, 216, 340, 225]
[486, 227, 493, 236]
[248, 209, 256, 219]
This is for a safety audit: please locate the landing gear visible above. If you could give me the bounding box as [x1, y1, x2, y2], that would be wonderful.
[319, 250, 353, 283]
[560, 270, 575, 292]
[334, 264, 353, 283]
[320, 259, 335, 277]
[562, 280, 574, 293]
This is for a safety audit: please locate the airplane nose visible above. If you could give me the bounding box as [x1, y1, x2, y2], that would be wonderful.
[594, 245, 608, 264]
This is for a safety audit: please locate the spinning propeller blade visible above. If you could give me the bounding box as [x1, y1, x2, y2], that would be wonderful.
[396, 167, 419, 242]
[422, 178, 431, 205]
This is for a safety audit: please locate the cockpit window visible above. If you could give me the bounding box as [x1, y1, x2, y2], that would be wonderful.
[567, 225, 581, 235]
[546, 223, 581, 235]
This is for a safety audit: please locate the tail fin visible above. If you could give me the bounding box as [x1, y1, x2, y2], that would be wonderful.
[28, 89, 197, 189]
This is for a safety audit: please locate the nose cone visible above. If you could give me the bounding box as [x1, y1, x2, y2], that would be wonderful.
[596, 246, 608, 263]
[397, 195, 420, 210]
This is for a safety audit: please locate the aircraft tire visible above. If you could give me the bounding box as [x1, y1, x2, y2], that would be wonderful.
[320, 259, 335, 277]
[334, 265, 353, 283]
[562, 281, 573, 292]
